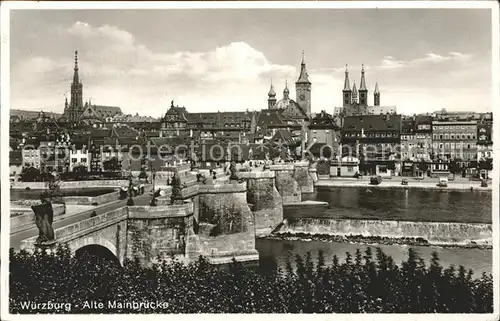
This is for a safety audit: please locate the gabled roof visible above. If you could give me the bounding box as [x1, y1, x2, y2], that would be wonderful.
[270, 129, 294, 144]
[93, 105, 123, 117]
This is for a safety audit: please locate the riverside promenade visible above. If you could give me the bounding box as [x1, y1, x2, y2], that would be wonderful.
[315, 176, 492, 191]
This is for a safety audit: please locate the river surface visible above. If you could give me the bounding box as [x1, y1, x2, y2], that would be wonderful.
[256, 238, 492, 276]
[297, 187, 492, 224]
[258, 187, 493, 275]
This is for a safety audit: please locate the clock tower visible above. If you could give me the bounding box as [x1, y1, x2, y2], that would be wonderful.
[295, 51, 311, 118]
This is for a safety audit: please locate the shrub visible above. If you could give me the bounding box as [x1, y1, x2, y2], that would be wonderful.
[8, 246, 492, 314]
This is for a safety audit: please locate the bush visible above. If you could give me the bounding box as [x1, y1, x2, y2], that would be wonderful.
[8, 246, 493, 314]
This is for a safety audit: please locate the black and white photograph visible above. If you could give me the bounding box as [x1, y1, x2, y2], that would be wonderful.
[1, 1, 499, 318]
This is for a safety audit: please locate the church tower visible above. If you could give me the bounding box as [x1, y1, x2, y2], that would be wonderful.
[358, 64, 368, 106]
[295, 51, 311, 117]
[351, 81, 358, 105]
[68, 50, 84, 123]
[342, 65, 351, 107]
[267, 80, 277, 109]
[374, 82, 380, 106]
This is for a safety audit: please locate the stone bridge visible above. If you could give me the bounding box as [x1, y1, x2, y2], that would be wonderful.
[20, 162, 318, 266]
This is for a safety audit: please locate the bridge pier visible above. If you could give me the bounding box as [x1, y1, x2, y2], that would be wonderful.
[239, 171, 283, 237]
[269, 164, 301, 204]
[293, 161, 315, 194]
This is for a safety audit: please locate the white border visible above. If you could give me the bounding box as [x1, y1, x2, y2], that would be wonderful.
[1, 1, 498, 321]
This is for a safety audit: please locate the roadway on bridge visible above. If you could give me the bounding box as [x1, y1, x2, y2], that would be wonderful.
[9, 194, 152, 251]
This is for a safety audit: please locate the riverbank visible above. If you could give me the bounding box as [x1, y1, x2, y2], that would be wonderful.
[274, 217, 492, 248]
[315, 177, 492, 191]
[268, 232, 492, 250]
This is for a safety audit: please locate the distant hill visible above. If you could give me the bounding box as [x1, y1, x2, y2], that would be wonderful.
[10, 109, 61, 120]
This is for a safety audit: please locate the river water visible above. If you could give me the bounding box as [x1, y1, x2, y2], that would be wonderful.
[256, 187, 493, 275]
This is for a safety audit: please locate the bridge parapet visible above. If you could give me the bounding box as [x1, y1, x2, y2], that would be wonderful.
[20, 206, 129, 256]
[197, 182, 247, 194]
[128, 203, 194, 219]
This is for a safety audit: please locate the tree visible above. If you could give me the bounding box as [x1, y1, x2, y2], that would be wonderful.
[102, 157, 121, 171]
[418, 159, 428, 173]
[20, 166, 41, 182]
[449, 160, 461, 179]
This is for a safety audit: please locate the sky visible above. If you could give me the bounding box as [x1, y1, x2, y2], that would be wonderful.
[10, 8, 493, 117]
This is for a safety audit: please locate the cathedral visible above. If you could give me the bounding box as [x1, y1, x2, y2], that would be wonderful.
[335, 65, 396, 117]
[267, 52, 311, 121]
[61, 51, 123, 124]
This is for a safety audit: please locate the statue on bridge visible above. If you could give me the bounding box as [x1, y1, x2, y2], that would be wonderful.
[32, 195, 56, 246]
[170, 173, 182, 205]
[229, 160, 238, 181]
[47, 172, 65, 205]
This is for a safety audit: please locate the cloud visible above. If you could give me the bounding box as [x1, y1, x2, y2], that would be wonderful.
[12, 21, 301, 115]
[378, 51, 472, 70]
[10, 21, 490, 117]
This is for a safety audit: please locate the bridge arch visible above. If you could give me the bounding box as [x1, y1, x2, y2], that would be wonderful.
[71, 235, 120, 265]
[75, 244, 121, 267]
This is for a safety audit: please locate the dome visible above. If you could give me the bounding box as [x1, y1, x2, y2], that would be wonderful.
[283, 86, 289, 95]
[274, 97, 293, 110]
[268, 84, 276, 97]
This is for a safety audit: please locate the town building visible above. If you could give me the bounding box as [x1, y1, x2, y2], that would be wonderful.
[307, 111, 341, 159]
[414, 115, 433, 161]
[432, 120, 478, 167]
[401, 117, 417, 161]
[341, 114, 402, 175]
[9, 151, 23, 181]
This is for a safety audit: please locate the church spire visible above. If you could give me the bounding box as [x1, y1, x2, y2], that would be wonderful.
[352, 81, 358, 103]
[268, 78, 276, 97]
[342, 64, 352, 107]
[359, 63, 367, 91]
[296, 50, 310, 84]
[268, 79, 277, 109]
[283, 79, 290, 99]
[73, 50, 79, 83]
[343, 64, 350, 91]
[358, 64, 368, 106]
[374, 81, 380, 106]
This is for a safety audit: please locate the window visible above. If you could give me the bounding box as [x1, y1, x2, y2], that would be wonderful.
[81, 158, 87, 163]
[72, 158, 77, 163]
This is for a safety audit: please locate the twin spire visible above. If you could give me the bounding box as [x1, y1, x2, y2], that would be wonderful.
[343, 64, 379, 94]
[359, 63, 367, 91]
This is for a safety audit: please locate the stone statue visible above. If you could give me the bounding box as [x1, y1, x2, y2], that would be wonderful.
[171, 100, 174, 108]
[47, 173, 64, 204]
[32, 196, 55, 245]
[229, 160, 238, 181]
[150, 188, 161, 206]
[170, 173, 182, 204]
